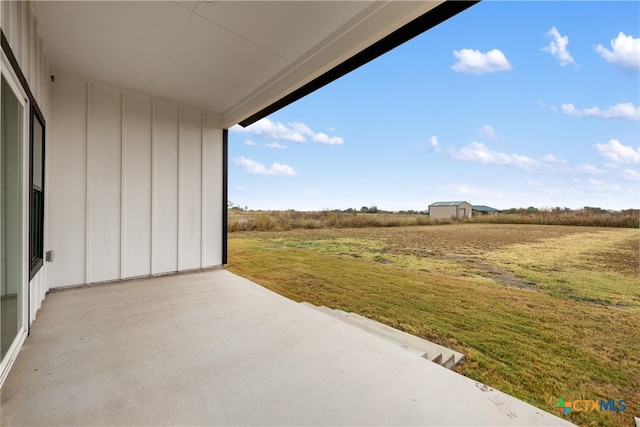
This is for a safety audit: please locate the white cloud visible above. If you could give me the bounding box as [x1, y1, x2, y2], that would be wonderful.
[270, 163, 297, 176]
[414, 142, 424, 150]
[540, 154, 567, 164]
[574, 164, 605, 175]
[265, 142, 286, 150]
[289, 122, 314, 138]
[478, 125, 495, 139]
[447, 143, 576, 174]
[443, 184, 501, 197]
[233, 156, 297, 176]
[594, 139, 640, 164]
[452, 49, 512, 74]
[543, 26, 575, 66]
[526, 179, 541, 187]
[561, 102, 640, 121]
[539, 99, 558, 112]
[304, 190, 318, 196]
[595, 32, 640, 72]
[231, 118, 344, 145]
[622, 169, 640, 181]
[450, 142, 542, 171]
[244, 140, 256, 146]
[313, 133, 344, 145]
[429, 135, 441, 152]
[587, 178, 621, 192]
[587, 178, 622, 191]
[231, 118, 305, 142]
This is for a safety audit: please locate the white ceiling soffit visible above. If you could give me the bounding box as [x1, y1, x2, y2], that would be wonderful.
[33, 1, 467, 128]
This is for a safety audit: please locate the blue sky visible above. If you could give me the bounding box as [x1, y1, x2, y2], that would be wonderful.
[229, 1, 639, 212]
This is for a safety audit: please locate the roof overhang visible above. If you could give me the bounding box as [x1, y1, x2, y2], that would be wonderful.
[33, 1, 477, 128]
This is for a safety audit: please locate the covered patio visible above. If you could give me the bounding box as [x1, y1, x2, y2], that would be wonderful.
[1, 270, 572, 426]
[1, 2, 577, 424]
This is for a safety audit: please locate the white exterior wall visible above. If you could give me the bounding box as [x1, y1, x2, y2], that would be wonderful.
[429, 206, 456, 219]
[429, 202, 473, 219]
[51, 74, 224, 288]
[458, 202, 472, 219]
[1, 0, 53, 322]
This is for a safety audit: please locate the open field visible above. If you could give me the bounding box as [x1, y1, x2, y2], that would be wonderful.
[227, 223, 640, 427]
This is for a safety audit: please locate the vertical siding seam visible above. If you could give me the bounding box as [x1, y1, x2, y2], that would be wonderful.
[16, 1, 23, 69]
[85, 83, 92, 284]
[35, 28, 40, 103]
[45, 74, 54, 291]
[32, 16, 36, 100]
[120, 92, 126, 279]
[177, 107, 182, 271]
[32, 20, 36, 101]
[30, 14, 36, 98]
[27, 12, 33, 96]
[34, 16, 39, 101]
[24, 3, 30, 94]
[2, 1, 9, 45]
[15, 0, 21, 71]
[201, 113, 205, 268]
[27, 2, 33, 92]
[38, 37, 43, 108]
[36, 31, 41, 103]
[150, 100, 156, 275]
[8, 1, 16, 54]
[48, 71, 56, 287]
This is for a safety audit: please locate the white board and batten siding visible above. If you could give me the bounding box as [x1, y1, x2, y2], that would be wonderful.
[51, 74, 224, 288]
[1, 0, 53, 321]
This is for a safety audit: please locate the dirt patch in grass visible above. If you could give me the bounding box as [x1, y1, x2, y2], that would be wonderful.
[584, 236, 639, 276]
[474, 261, 538, 291]
[234, 223, 591, 254]
[436, 254, 537, 290]
[485, 229, 640, 308]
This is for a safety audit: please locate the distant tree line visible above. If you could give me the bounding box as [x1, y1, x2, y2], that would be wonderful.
[500, 206, 637, 216]
[469, 206, 638, 228]
[227, 205, 638, 230]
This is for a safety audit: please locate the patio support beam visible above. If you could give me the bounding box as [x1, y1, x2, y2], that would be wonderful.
[222, 129, 228, 265]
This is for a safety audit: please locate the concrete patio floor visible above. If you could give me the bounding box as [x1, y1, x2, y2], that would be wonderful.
[0, 269, 574, 426]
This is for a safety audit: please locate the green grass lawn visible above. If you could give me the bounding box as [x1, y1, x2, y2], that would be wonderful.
[227, 224, 639, 427]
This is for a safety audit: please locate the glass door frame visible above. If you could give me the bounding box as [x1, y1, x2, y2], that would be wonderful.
[0, 49, 30, 385]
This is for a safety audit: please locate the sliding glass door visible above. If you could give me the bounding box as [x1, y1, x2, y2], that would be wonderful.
[1, 73, 25, 361]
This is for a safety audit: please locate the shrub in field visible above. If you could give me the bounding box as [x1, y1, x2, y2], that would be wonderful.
[227, 210, 450, 231]
[228, 208, 639, 231]
[468, 209, 639, 228]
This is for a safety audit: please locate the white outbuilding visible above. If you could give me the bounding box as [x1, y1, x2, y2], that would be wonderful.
[428, 201, 473, 219]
